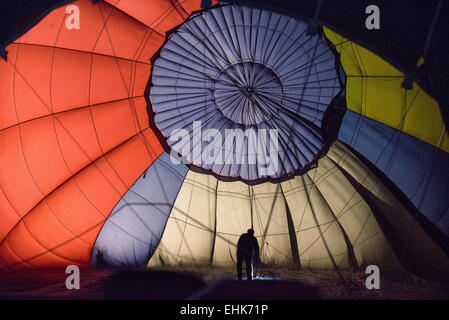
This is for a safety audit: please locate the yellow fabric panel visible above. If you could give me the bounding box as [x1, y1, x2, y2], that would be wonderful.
[322, 28, 344, 49]
[363, 77, 405, 129]
[350, 42, 402, 77]
[404, 88, 449, 148]
[337, 42, 363, 77]
[323, 27, 449, 153]
[345, 77, 363, 114]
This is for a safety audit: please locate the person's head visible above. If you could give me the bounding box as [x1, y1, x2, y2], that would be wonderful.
[247, 228, 254, 236]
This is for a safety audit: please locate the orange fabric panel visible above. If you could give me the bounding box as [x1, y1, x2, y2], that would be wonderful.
[93, 3, 159, 61]
[179, 0, 219, 13]
[104, 0, 220, 34]
[53, 107, 103, 174]
[0, 44, 151, 131]
[0, 0, 190, 269]
[51, 233, 98, 266]
[0, 46, 17, 130]
[89, 54, 148, 105]
[76, 223, 104, 249]
[23, 201, 89, 259]
[0, 97, 152, 243]
[141, 128, 165, 157]
[18, 0, 163, 63]
[0, 241, 35, 269]
[4, 219, 85, 268]
[20, 116, 72, 195]
[132, 96, 150, 130]
[12, 44, 53, 123]
[104, 0, 188, 34]
[0, 126, 43, 220]
[104, 131, 162, 187]
[48, 0, 114, 53]
[17, 5, 69, 48]
[0, 44, 85, 125]
[132, 62, 153, 96]
[0, 129, 163, 269]
[0, 187, 20, 241]
[51, 48, 92, 113]
[45, 179, 107, 237]
[90, 99, 140, 151]
[0, 234, 39, 268]
[137, 30, 165, 62]
[3, 221, 68, 267]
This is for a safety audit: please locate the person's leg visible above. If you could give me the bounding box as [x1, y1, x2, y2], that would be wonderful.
[245, 255, 253, 280]
[237, 254, 243, 280]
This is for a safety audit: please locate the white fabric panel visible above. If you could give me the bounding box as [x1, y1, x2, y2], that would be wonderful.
[92, 153, 188, 268]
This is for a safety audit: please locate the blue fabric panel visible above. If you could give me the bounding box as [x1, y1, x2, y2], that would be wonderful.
[91, 153, 188, 268]
[338, 110, 449, 235]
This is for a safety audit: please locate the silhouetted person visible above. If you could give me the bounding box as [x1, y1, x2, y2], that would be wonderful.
[237, 228, 260, 280]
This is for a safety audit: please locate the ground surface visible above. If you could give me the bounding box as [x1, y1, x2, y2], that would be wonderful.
[0, 266, 448, 300]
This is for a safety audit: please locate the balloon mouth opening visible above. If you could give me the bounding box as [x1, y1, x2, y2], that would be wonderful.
[146, 4, 347, 185]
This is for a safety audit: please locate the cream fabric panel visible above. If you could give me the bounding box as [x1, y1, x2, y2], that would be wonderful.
[307, 153, 399, 270]
[148, 145, 400, 270]
[251, 183, 291, 265]
[328, 141, 449, 275]
[148, 171, 217, 266]
[148, 142, 447, 275]
[281, 174, 351, 270]
[213, 181, 252, 266]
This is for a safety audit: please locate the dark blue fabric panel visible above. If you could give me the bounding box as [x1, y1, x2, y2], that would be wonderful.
[91, 153, 188, 268]
[338, 110, 449, 235]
